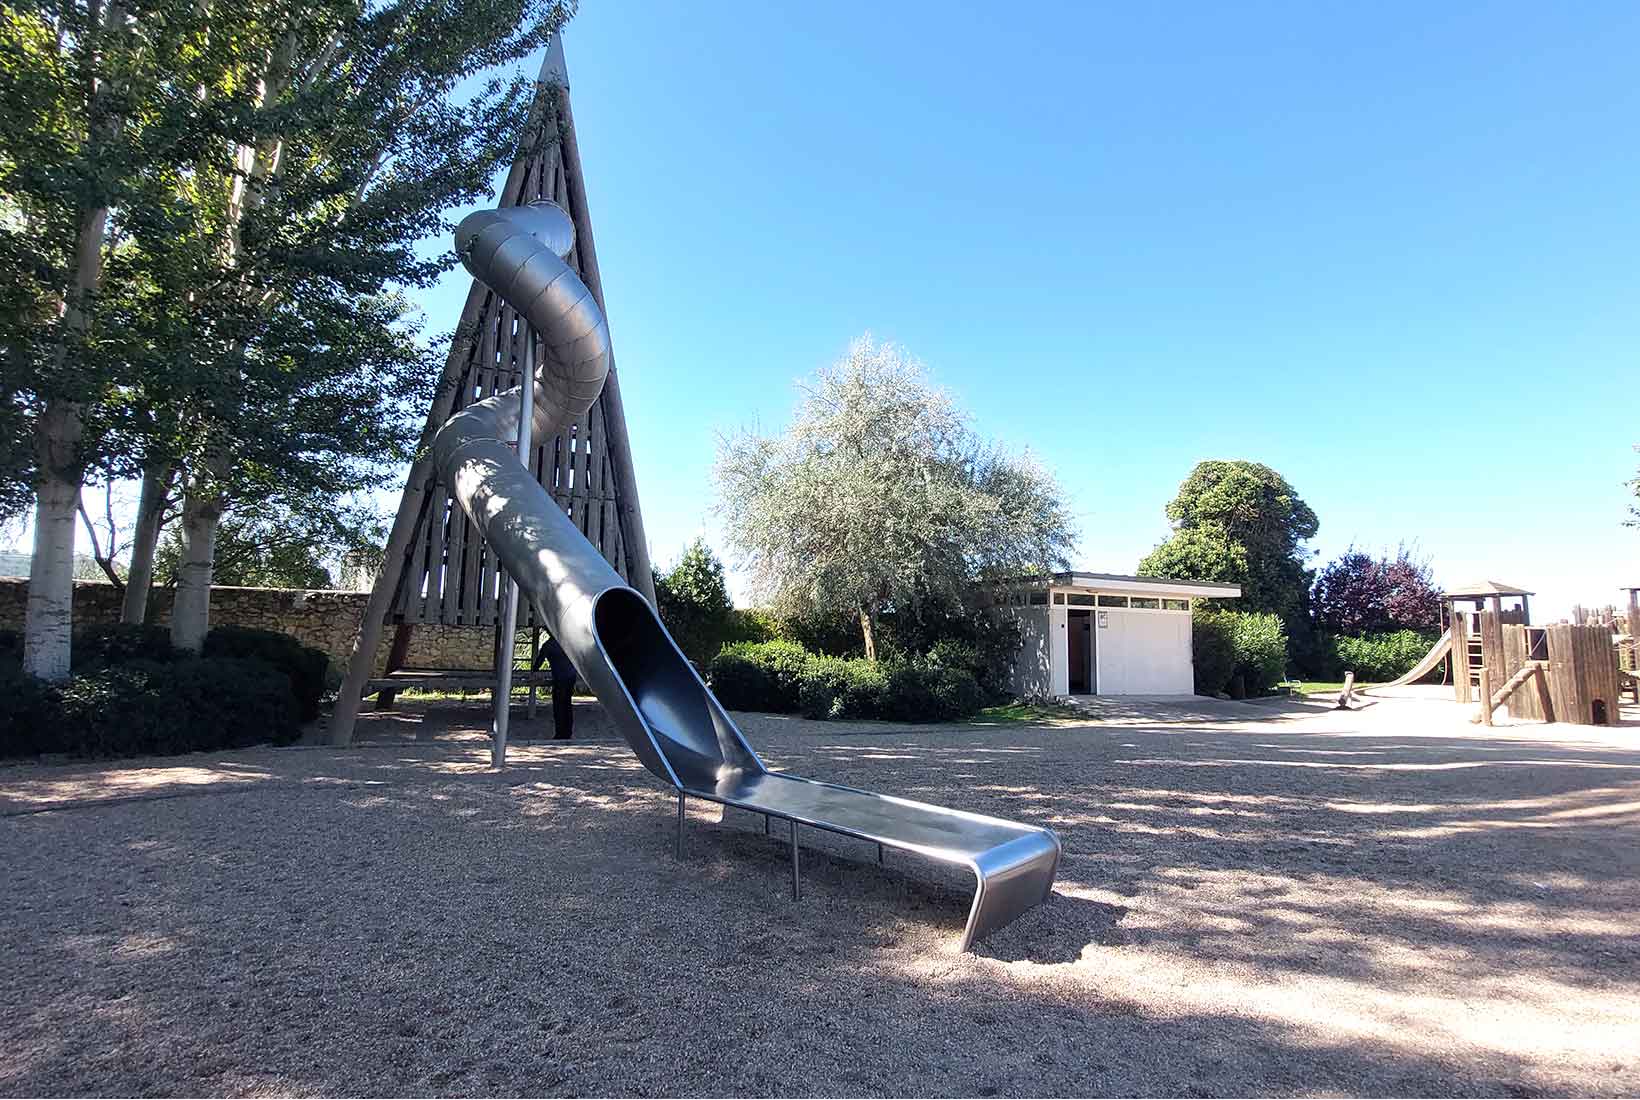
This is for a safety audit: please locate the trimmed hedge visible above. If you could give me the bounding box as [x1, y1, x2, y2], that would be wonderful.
[72, 623, 178, 668]
[1193, 609, 1289, 697]
[707, 640, 813, 713]
[0, 657, 300, 759]
[1330, 630, 1440, 682]
[202, 626, 329, 720]
[0, 623, 323, 758]
[708, 640, 986, 722]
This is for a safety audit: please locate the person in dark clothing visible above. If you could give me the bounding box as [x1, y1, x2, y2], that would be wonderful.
[540, 637, 578, 740]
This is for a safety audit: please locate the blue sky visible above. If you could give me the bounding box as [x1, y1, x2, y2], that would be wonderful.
[29, 1, 1630, 618]
[408, 0, 1640, 619]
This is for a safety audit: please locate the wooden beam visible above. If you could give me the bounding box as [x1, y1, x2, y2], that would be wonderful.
[372, 624, 415, 711]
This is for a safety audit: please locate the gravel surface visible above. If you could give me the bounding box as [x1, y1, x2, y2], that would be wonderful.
[2, 693, 1637, 1097]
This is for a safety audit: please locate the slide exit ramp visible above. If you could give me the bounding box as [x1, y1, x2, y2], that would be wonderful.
[431, 203, 1060, 950]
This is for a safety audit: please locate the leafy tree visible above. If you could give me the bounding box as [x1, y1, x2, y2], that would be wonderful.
[654, 537, 736, 666]
[1311, 545, 1440, 636]
[1138, 460, 1318, 630]
[3, 0, 575, 669]
[152, 494, 384, 590]
[716, 337, 1074, 660]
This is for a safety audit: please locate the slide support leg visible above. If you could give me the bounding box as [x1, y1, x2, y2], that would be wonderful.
[675, 791, 685, 860]
[790, 820, 801, 901]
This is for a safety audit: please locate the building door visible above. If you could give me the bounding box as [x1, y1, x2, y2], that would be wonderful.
[1067, 610, 1094, 694]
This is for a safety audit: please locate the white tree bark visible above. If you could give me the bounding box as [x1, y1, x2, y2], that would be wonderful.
[169, 488, 223, 651]
[120, 461, 171, 623]
[23, 471, 80, 680]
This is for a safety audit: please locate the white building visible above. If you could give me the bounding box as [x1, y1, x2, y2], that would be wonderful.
[1001, 572, 1241, 698]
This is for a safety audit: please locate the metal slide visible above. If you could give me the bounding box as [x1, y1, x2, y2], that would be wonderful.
[434, 203, 1061, 950]
[1355, 629, 1453, 695]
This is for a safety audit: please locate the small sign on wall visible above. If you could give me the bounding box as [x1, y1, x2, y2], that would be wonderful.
[1097, 611, 1109, 628]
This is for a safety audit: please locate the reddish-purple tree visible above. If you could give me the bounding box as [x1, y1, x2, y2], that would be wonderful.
[1311, 546, 1440, 635]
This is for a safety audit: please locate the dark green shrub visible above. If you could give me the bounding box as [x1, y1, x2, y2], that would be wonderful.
[71, 623, 178, 669]
[877, 662, 985, 722]
[0, 629, 22, 666]
[0, 668, 64, 756]
[798, 656, 888, 719]
[1332, 630, 1440, 682]
[1192, 612, 1237, 695]
[202, 626, 329, 720]
[706, 640, 813, 712]
[6, 657, 301, 759]
[1194, 609, 1288, 696]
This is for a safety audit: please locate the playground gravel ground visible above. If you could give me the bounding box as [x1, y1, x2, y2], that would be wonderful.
[2, 693, 1637, 1097]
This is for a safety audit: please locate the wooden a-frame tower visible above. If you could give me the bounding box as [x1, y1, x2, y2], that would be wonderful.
[327, 37, 655, 746]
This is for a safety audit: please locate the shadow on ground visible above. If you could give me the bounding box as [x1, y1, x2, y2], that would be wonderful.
[1, 698, 1637, 1096]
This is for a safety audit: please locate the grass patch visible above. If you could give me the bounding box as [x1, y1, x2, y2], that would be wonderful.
[971, 701, 1086, 724]
[1283, 681, 1377, 695]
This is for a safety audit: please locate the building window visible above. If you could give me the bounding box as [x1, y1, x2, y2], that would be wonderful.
[1097, 594, 1127, 608]
[1162, 598, 1189, 611]
[1052, 592, 1066, 604]
[1067, 593, 1097, 606]
[1130, 596, 1160, 610]
[1027, 592, 1048, 605]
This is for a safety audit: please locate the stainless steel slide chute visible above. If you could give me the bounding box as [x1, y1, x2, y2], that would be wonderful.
[433, 201, 1060, 950]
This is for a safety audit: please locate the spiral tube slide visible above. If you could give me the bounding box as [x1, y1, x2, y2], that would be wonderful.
[435, 202, 1060, 950]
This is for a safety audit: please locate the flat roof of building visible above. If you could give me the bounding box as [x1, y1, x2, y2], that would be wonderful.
[1014, 571, 1242, 600]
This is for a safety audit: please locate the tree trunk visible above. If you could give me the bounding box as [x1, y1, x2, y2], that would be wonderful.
[23, 471, 80, 680]
[170, 488, 223, 651]
[858, 607, 878, 662]
[120, 461, 172, 623]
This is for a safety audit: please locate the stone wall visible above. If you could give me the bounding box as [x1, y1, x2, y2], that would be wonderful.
[0, 579, 496, 674]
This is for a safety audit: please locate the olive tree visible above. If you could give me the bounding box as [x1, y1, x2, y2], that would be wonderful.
[715, 337, 1074, 660]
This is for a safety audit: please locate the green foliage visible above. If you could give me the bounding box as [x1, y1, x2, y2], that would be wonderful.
[0, 658, 299, 759]
[706, 641, 814, 713]
[202, 625, 328, 720]
[708, 640, 985, 722]
[0, 667, 64, 754]
[1329, 630, 1441, 682]
[654, 538, 736, 665]
[151, 498, 386, 589]
[797, 655, 889, 720]
[716, 337, 1074, 657]
[70, 623, 178, 668]
[1139, 461, 1316, 632]
[1193, 608, 1289, 697]
[1191, 613, 1237, 696]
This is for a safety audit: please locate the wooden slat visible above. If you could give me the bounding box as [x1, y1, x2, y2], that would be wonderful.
[1451, 610, 1471, 703]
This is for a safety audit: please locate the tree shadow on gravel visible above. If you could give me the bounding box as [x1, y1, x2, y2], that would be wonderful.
[3, 704, 1639, 1095]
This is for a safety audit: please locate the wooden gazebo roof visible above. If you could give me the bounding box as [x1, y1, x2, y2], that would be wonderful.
[1444, 580, 1534, 599]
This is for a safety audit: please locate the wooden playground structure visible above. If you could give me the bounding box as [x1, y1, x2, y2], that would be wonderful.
[1439, 581, 1632, 727]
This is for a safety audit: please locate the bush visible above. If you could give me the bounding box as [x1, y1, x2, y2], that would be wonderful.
[710, 640, 987, 722]
[0, 668, 65, 757]
[798, 655, 888, 719]
[0, 629, 21, 666]
[1193, 609, 1288, 697]
[71, 623, 178, 669]
[706, 640, 813, 712]
[1331, 630, 1440, 682]
[0, 657, 300, 759]
[202, 626, 329, 720]
[1192, 613, 1238, 695]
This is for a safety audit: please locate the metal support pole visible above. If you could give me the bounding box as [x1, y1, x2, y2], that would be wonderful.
[491, 327, 535, 768]
[763, 814, 770, 837]
[527, 626, 540, 719]
[877, 842, 884, 866]
[789, 819, 801, 901]
[675, 791, 685, 859]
